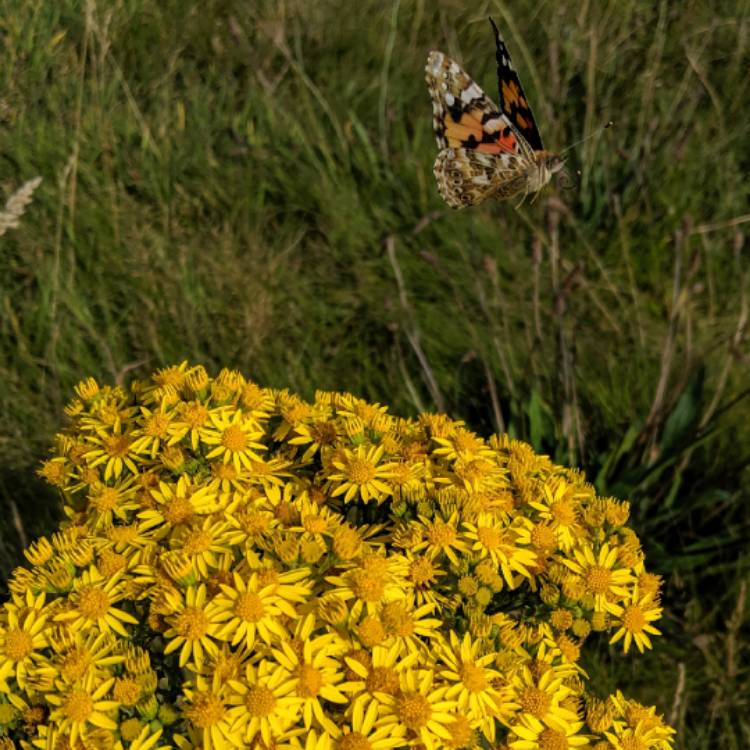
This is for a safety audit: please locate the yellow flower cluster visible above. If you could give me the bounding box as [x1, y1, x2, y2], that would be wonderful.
[1, 363, 675, 750]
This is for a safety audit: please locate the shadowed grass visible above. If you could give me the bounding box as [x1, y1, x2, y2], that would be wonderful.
[1, 0, 749, 746]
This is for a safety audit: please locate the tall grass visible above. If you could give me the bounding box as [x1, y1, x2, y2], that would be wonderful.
[1, 0, 749, 746]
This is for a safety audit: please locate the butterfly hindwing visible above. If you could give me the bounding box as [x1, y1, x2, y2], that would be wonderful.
[434, 147, 527, 208]
[489, 17, 544, 152]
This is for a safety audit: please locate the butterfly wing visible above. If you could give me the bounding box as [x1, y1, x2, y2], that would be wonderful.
[426, 50, 527, 156]
[426, 50, 534, 207]
[433, 147, 527, 208]
[489, 18, 545, 152]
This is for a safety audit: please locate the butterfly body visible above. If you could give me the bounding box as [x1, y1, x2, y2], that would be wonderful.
[426, 23, 560, 208]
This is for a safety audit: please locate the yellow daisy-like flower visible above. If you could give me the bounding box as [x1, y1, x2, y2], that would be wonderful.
[344, 641, 420, 716]
[327, 554, 406, 615]
[293, 493, 342, 541]
[608, 588, 662, 654]
[528, 479, 585, 551]
[54, 567, 138, 638]
[202, 408, 267, 472]
[272, 614, 349, 736]
[336, 699, 407, 750]
[509, 716, 589, 750]
[561, 543, 634, 614]
[83, 423, 139, 481]
[49, 629, 124, 685]
[167, 399, 215, 452]
[377, 667, 458, 750]
[45, 672, 119, 746]
[84, 478, 139, 530]
[412, 512, 471, 567]
[289, 416, 340, 462]
[139, 476, 220, 531]
[462, 515, 537, 588]
[182, 673, 244, 750]
[605, 712, 675, 750]
[436, 632, 505, 722]
[432, 428, 496, 462]
[377, 598, 443, 652]
[130, 403, 175, 458]
[0, 591, 48, 692]
[403, 553, 447, 607]
[162, 584, 222, 668]
[208, 570, 309, 650]
[170, 517, 239, 580]
[328, 445, 397, 504]
[509, 663, 579, 732]
[227, 660, 303, 746]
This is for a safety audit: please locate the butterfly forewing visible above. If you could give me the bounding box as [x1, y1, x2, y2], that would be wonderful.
[426, 51, 524, 156]
[489, 17, 545, 152]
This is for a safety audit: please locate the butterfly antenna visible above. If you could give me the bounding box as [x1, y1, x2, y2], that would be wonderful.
[560, 121, 614, 155]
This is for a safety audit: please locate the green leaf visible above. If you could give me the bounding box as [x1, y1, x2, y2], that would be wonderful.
[659, 366, 705, 458]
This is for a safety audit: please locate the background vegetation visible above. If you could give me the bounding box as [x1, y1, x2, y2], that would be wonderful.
[1, 0, 749, 746]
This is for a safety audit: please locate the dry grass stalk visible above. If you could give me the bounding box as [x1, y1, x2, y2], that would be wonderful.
[0, 177, 42, 237]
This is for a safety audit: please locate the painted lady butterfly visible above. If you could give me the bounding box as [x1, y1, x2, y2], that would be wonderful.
[426, 18, 562, 208]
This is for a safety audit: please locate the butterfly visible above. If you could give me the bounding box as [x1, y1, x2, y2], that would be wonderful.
[426, 18, 563, 208]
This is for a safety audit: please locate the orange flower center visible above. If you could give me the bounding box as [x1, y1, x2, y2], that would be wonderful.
[234, 592, 266, 622]
[426, 521, 456, 547]
[104, 435, 131, 458]
[296, 664, 323, 698]
[60, 647, 92, 682]
[381, 602, 415, 637]
[446, 715, 473, 748]
[62, 690, 94, 722]
[222, 425, 248, 452]
[550, 500, 576, 526]
[245, 686, 276, 717]
[339, 732, 372, 750]
[519, 686, 552, 718]
[182, 402, 209, 428]
[538, 727, 568, 750]
[408, 557, 438, 587]
[144, 413, 170, 437]
[351, 570, 386, 602]
[175, 606, 209, 639]
[530, 524, 556, 550]
[586, 565, 612, 594]
[397, 692, 432, 729]
[78, 586, 111, 621]
[476, 526, 502, 550]
[358, 616, 387, 647]
[4, 629, 33, 661]
[365, 666, 400, 695]
[90, 487, 121, 512]
[460, 662, 487, 693]
[186, 692, 226, 727]
[623, 605, 646, 633]
[347, 458, 376, 484]
[164, 497, 194, 525]
[183, 529, 212, 554]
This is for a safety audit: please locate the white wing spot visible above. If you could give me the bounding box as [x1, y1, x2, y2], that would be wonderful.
[484, 117, 504, 133]
[460, 83, 483, 102]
